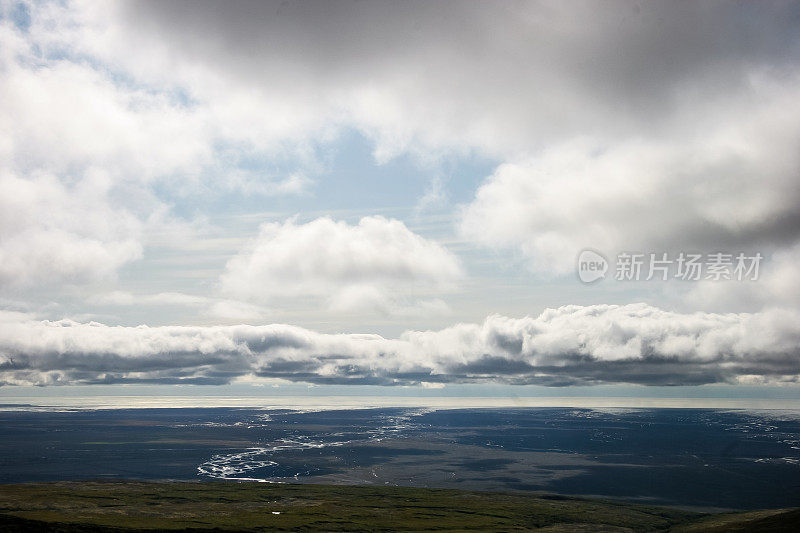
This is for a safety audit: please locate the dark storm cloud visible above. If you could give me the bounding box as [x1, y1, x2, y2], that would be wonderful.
[121, 0, 800, 108]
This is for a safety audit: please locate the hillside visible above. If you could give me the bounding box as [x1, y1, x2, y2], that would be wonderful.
[0, 481, 797, 532]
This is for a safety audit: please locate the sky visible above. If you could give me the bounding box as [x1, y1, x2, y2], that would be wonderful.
[1, 0, 800, 399]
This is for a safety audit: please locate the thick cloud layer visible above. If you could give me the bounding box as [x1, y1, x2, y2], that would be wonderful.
[90, 0, 800, 291]
[2, 304, 799, 387]
[111, 0, 800, 155]
[3, 1, 799, 300]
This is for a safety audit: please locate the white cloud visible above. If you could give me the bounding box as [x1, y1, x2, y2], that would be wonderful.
[87, 291, 137, 306]
[87, 291, 271, 323]
[0, 1, 324, 292]
[0, 12, 209, 184]
[220, 216, 462, 315]
[327, 286, 451, 317]
[685, 242, 800, 312]
[0, 173, 142, 289]
[2, 304, 799, 387]
[460, 77, 800, 274]
[88, 291, 211, 307]
[274, 173, 313, 196]
[204, 300, 271, 323]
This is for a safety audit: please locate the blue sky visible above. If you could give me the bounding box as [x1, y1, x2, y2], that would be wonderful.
[1, 0, 800, 400]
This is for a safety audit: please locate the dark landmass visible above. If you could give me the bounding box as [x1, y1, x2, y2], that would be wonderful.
[3, 407, 800, 511]
[0, 481, 797, 532]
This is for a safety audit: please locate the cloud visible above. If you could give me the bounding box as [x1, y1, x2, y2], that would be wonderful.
[79, 0, 800, 293]
[0, 12, 205, 182]
[106, 0, 800, 158]
[685, 242, 800, 312]
[0, 1, 324, 292]
[273, 173, 313, 195]
[2, 1, 327, 186]
[460, 78, 800, 274]
[87, 292, 271, 323]
[0, 5, 177, 290]
[0, 173, 142, 289]
[220, 216, 462, 315]
[204, 300, 271, 323]
[2, 304, 799, 387]
[88, 291, 210, 307]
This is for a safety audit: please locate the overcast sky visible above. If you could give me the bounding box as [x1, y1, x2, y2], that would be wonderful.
[1, 0, 799, 395]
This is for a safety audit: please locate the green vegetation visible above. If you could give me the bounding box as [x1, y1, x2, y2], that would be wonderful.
[0, 481, 796, 532]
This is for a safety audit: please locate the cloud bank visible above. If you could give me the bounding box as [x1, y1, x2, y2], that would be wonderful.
[111, 0, 800, 157]
[2, 304, 799, 387]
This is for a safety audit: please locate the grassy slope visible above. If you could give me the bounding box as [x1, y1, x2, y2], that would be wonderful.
[0, 481, 796, 532]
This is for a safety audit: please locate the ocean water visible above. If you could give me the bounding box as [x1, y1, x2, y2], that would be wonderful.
[1, 404, 799, 510]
